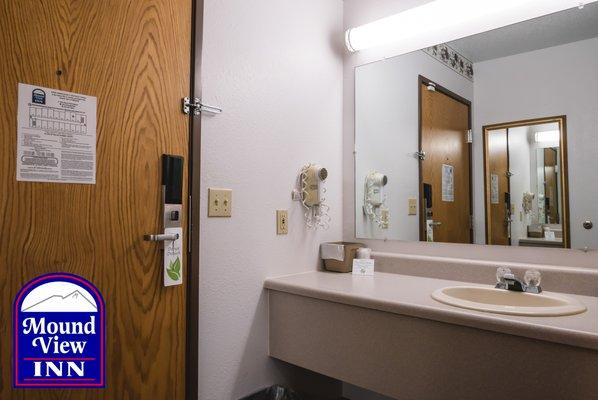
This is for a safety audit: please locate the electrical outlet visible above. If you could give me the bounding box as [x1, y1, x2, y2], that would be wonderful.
[276, 210, 288, 235]
[408, 198, 417, 215]
[208, 188, 232, 217]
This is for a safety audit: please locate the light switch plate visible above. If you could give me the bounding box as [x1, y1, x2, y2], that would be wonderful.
[408, 198, 417, 215]
[276, 210, 288, 235]
[208, 188, 232, 217]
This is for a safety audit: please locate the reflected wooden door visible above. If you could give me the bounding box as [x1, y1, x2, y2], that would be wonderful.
[0, 1, 191, 399]
[419, 79, 472, 244]
[544, 148, 560, 224]
[485, 129, 511, 245]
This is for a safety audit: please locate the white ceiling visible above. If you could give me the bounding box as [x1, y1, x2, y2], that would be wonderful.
[449, 3, 598, 63]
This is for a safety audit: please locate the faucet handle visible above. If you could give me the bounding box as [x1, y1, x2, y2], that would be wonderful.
[524, 270, 542, 287]
[496, 267, 513, 284]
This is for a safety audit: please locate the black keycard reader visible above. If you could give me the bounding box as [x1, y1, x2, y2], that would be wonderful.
[163, 154, 183, 206]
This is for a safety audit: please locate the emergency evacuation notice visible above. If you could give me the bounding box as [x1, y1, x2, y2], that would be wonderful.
[17, 83, 97, 184]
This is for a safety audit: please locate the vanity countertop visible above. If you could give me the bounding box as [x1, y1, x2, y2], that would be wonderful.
[264, 271, 598, 351]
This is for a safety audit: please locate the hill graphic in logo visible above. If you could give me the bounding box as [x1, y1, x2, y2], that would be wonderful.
[13, 273, 105, 388]
[22, 288, 97, 313]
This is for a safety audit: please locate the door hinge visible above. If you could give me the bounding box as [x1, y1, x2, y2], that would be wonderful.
[414, 151, 426, 160]
[466, 129, 473, 144]
[182, 97, 223, 116]
[469, 215, 474, 230]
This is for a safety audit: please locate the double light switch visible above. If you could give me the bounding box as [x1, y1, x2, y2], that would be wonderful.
[208, 188, 232, 217]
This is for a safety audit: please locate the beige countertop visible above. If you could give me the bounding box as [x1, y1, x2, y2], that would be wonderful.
[264, 271, 598, 351]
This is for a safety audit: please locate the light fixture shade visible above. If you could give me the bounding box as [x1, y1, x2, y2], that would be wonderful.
[535, 130, 560, 143]
[346, 0, 595, 54]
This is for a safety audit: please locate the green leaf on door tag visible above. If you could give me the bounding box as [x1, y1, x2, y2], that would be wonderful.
[167, 269, 179, 281]
[167, 257, 181, 281]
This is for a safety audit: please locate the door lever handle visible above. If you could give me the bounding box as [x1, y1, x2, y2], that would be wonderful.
[144, 233, 179, 242]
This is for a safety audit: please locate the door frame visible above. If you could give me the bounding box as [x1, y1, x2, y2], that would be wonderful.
[482, 115, 570, 248]
[187, 0, 203, 399]
[482, 128, 513, 246]
[417, 75, 473, 243]
[505, 128, 512, 245]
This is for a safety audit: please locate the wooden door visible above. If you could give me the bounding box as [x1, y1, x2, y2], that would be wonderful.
[0, 1, 191, 399]
[419, 80, 471, 243]
[485, 129, 510, 245]
[544, 148, 560, 224]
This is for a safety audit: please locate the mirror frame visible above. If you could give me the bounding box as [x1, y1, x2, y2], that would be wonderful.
[482, 115, 570, 248]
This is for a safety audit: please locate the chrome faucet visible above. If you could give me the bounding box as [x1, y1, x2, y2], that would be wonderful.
[495, 267, 542, 294]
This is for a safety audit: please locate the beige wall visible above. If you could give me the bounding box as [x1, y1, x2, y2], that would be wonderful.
[199, 0, 344, 398]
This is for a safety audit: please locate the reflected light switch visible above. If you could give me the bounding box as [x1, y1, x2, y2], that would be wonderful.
[408, 198, 417, 215]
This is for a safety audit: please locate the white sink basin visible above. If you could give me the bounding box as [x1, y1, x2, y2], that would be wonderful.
[431, 286, 587, 316]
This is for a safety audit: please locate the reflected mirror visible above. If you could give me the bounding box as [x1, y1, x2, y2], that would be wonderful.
[484, 117, 567, 247]
[355, 4, 598, 249]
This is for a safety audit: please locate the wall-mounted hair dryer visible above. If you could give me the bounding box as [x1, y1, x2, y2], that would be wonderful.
[363, 171, 389, 229]
[292, 163, 330, 230]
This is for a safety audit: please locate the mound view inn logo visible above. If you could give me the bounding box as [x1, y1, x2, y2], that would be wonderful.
[13, 273, 105, 388]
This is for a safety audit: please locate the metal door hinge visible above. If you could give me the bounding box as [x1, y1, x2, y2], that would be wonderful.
[466, 130, 473, 144]
[469, 215, 474, 229]
[182, 97, 223, 116]
[414, 151, 426, 160]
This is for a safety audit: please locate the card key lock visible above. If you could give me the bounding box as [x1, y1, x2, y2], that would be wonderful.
[161, 154, 184, 231]
[144, 155, 184, 286]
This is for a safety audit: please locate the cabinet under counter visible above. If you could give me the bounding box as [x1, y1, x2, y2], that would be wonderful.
[265, 271, 598, 399]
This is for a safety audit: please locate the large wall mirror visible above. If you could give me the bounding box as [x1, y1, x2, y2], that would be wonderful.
[355, 4, 598, 249]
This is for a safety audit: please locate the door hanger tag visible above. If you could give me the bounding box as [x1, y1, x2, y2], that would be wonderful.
[164, 227, 183, 287]
[426, 219, 434, 242]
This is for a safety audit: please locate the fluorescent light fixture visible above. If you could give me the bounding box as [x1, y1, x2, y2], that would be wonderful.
[345, 0, 596, 53]
[535, 130, 560, 143]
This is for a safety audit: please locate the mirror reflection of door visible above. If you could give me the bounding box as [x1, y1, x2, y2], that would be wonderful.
[419, 76, 472, 244]
[485, 129, 510, 245]
[543, 147, 560, 224]
[484, 117, 569, 248]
